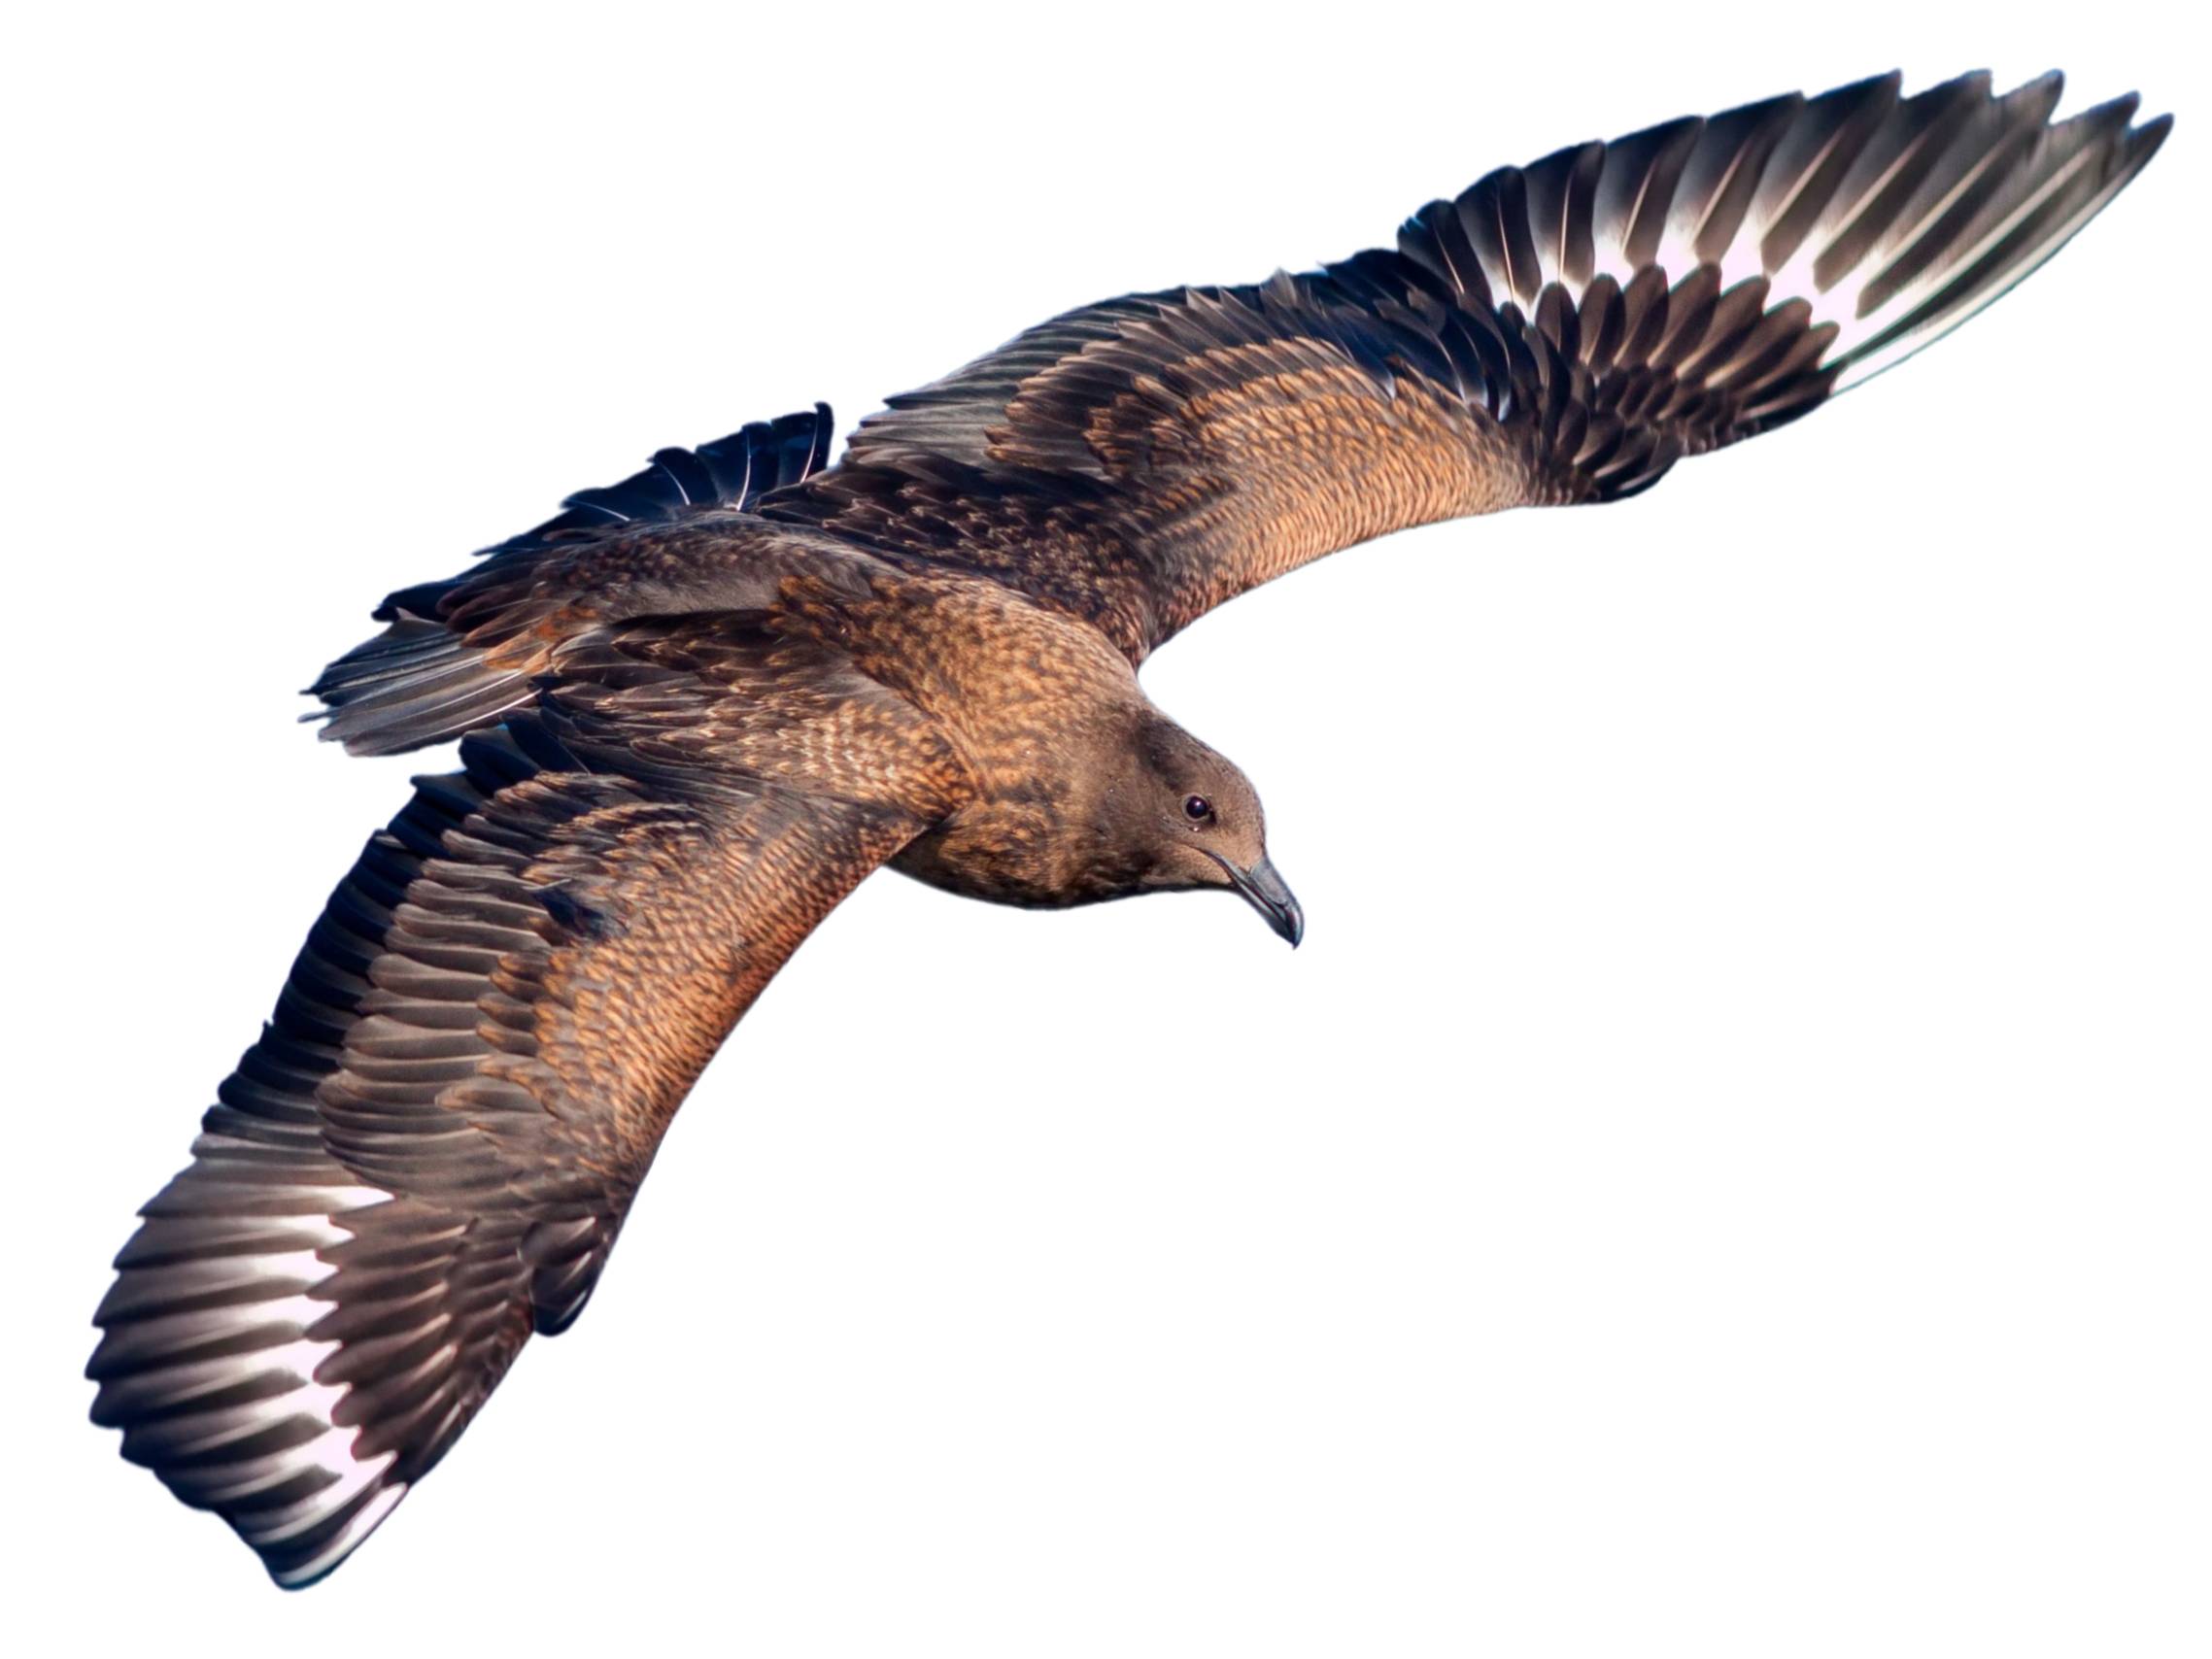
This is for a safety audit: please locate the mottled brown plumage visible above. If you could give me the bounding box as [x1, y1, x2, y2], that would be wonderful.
[90, 69, 2166, 1584]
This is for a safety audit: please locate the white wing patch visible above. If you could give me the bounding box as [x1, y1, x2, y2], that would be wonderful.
[1453, 72, 2165, 403]
[89, 1154, 408, 1586]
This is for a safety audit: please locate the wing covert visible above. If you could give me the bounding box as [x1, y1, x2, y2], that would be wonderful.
[89, 620, 968, 1585]
[770, 70, 2165, 662]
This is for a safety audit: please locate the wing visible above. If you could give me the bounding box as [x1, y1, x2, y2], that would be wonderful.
[311, 404, 835, 756]
[768, 71, 2167, 663]
[88, 619, 970, 1586]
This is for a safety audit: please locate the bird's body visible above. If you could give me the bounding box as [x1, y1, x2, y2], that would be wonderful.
[88, 68, 2169, 1585]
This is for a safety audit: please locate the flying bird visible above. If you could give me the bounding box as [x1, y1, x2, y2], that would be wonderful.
[89, 69, 2168, 1585]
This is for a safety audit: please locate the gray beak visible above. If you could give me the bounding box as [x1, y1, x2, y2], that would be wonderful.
[1214, 853, 1304, 947]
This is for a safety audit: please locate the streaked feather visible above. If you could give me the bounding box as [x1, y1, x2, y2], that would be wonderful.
[772, 71, 2165, 660]
[309, 405, 837, 757]
[93, 629, 959, 1583]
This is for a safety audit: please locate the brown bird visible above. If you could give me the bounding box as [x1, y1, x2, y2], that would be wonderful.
[89, 69, 2167, 1585]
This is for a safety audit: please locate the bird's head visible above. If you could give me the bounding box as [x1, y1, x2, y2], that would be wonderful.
[1101, 714, 1302, 945]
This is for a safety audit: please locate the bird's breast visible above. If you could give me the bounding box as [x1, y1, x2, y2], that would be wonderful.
[889, 783, 1095, 908]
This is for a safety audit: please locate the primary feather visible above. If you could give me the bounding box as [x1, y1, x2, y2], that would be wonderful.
[777, 70, 2165, 658]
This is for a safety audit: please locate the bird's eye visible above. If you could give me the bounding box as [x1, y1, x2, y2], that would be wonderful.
[1183, 795, 1213, 822]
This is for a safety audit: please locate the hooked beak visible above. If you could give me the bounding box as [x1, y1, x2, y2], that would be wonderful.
[1208, 851, 1304, 947]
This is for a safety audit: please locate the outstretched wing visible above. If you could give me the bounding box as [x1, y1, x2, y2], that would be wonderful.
[88, 620, 970, 1586]
[770, 71, 2167, 663]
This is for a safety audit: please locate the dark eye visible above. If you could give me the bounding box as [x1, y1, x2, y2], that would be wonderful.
[1183, 794, 1213, 822]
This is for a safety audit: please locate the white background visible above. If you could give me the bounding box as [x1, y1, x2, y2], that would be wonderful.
[6, 4, 2205, 1654]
